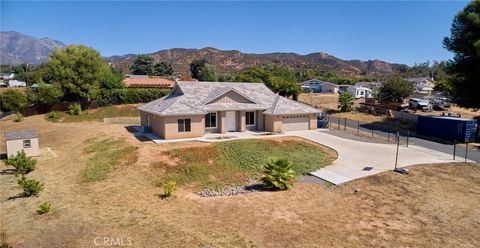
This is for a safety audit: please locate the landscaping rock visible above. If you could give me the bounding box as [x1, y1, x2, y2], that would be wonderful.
[196, 182, 263, 197]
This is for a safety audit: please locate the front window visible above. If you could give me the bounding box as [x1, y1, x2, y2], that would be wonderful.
[245, 111, 255, 126]
[23, 139, 31, 148]
[178, 119, 191, 132]
[205, 113, 217, 128]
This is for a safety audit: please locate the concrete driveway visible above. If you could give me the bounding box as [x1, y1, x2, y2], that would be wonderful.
[291, 129, 469, 185]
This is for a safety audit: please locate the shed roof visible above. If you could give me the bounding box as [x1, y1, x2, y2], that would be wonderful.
[4, 130, 38, 141]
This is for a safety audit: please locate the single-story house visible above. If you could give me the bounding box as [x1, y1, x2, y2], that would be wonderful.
[347, 85, 372, 99]
[299, 79, 338, 93]
[123, 75, 175, 88]
[138, 81, 321, 139]
[4, 130, 39, 158]
[8, 80, 26, 87]
[405, 77, 436, 94]
[0, 73, 15, 80]
[354, 81, 383, 90]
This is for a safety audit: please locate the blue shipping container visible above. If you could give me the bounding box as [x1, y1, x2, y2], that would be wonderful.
[417, 116, 478, 143]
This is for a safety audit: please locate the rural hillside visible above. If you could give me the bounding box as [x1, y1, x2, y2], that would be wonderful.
[0, 31, 65, 65]
[106, 47, 405, 76]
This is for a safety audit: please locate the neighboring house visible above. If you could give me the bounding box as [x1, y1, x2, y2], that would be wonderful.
[405, 77, 436, 94]
[123, 75, 175, 88]
[4, 130, 40, 158]
[354, 81, 383, 90]
[8, 80, 26, 87]
[347, 85, 372, 99]
[299, 79, 338, 93]
[138, 81, 321, 139]
[0, 80, 6, 87]
[0, 73, 15, 80]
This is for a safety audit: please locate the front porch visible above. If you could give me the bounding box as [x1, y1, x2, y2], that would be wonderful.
[204, 109, 265, 134]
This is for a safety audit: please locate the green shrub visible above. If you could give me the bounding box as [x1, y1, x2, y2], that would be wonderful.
[261, 159, 296, 190]
[13, 112, 24, 122]
[338, 93, 354, 112]
[96, 88, 170, 106]
[5, 150, 37, 175]
[37, 201, 52, 214]
[68, 103, 82, 115]
[45, 111, 60, 122]
[17, 177, 44, 196]
[163, 180, 177, 197]
[0, 89, 28, 111]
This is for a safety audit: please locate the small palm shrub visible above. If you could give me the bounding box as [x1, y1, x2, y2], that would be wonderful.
[5, 150, 37, 175]
[37, 202, 52, 214]
[68, 103, 82, 115]
[163, 180, 177, 197]
[17, 177, 44, 196]
[14, 112, 24, 122]
[261, 159, 296, 190]
[338, 93, 354, 112]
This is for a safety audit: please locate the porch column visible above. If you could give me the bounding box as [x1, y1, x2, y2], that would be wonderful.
[218, 111, 227, 134]
[236, 111, 246, 132]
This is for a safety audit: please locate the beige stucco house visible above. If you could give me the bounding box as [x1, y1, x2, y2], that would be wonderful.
[138, 81, 321, 140]
[4, 130, 39, 158]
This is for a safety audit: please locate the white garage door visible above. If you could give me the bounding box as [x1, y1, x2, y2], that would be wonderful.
[282, 115, 309, 132]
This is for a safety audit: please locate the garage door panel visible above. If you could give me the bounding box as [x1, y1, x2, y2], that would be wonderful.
[282, 116, 309, 132]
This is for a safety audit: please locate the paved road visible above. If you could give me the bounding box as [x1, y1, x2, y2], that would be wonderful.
[291, 129, 472, 185]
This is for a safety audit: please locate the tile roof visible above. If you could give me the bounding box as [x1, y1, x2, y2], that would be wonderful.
[4, 130, 38, 141]
[138, 81, 321, 116]
[124, 77, 175, 88]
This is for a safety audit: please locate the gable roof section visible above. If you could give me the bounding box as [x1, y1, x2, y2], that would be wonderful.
[139, 81, 322, 116]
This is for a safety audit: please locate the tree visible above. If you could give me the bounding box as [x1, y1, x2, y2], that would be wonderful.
[44, 45, 112, 100]
[0, 89, 28, 111]
[189, 59, 209, 79]
[37, 83, 64, 104]
[100, 68, 124, 90]
[443, 0, 480, 108]
[434, 79, 453, 94]
[261, 159, 296, 190]
[130, 55, 155, 75]
[196, 63, 217, 81]
[153, 62, 174, 76]
[338, 93, 354, 112]
[5, 150, 37, 175]
[377, 77, 414, 103]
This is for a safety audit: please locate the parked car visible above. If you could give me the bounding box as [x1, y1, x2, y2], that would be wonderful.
[409, 98, 432, 112]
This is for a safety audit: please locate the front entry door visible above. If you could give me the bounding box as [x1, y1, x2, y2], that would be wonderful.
[226, 111, 236, 132]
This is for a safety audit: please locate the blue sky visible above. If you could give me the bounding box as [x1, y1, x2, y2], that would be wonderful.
[0, 1, 468, 65]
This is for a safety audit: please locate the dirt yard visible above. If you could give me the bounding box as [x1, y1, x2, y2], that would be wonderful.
[298, 93, 364, 112]
[1, 115, 480, 248]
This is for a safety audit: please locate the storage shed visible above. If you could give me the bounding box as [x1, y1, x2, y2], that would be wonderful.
[4, 130, 39, 158]
[417, 116, 478, 143]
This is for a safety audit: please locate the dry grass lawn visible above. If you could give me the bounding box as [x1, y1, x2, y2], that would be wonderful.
[1, 114, 480, 248]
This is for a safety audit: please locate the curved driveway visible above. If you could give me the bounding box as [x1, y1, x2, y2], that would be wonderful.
[291, 129, 468, 185]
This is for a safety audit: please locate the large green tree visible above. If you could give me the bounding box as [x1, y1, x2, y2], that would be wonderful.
[377, 76, 414, 103]
[37, 83, 64, 105]
[153, 62, 174, 76]
[443, 0, 480, 108]
[130, 55, 155, 75]
[44, 45, 112, 100]
[189, 59, 209, 79]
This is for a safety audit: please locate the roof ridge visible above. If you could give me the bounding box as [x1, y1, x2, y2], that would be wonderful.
[270, 95, 281, 114]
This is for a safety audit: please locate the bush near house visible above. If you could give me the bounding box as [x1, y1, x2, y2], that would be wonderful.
[338, 93, 354, 112]
[68, 103, 82, 115]
[14, 112, 24, 122]
[0, 89, 28, 112]
[5, 150, 37, 175]
[96, 88, 170, 106]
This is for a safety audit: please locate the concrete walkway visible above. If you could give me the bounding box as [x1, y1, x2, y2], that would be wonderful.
[292, 130, 471, 185]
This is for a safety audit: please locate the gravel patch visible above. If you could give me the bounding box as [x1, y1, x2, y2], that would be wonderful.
[196, 182, 265, 197]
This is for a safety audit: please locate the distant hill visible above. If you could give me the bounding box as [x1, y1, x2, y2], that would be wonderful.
[106, 47, 406, 76]
[0, 31, 65, 65]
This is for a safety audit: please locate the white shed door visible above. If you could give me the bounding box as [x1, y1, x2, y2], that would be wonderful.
[282, 116, 309, 132]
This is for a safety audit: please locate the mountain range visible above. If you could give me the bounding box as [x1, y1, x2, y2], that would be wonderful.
[1, 31, 405, 76]
[0, 31, 65, 65]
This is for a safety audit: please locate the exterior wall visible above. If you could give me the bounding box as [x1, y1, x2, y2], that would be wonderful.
[162, 115, 204, 139]
[209, 91, 252, 104]
[321, 84, 339, 93]
[6, 138, 39, 158]
[264, 115, 283, 133]
[309, 114, 318, 130]
[140, 112, 149, 126]
[256, 111, 265, 131]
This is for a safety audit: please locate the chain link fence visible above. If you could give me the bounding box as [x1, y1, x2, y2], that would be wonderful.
[324, 115, 480, 163]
